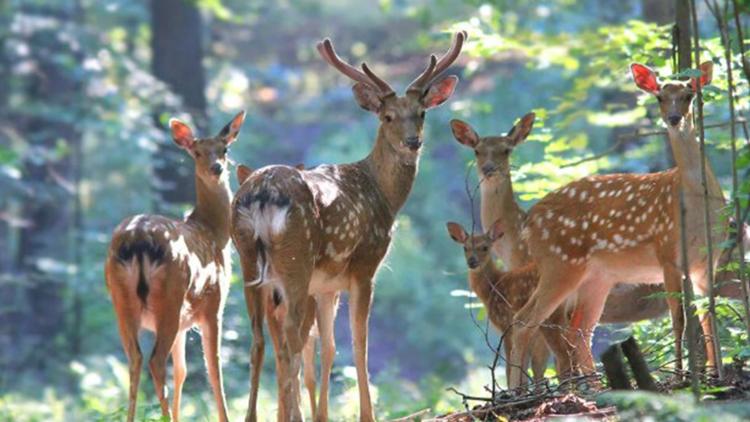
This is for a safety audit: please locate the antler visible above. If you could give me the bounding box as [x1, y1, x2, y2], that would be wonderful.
[317, 38, 394, 96]
[407, 31, 467, 93]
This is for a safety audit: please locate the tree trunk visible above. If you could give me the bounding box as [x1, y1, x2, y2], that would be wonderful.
[150, 0, 207, 207]
[0, 3, 82, 382]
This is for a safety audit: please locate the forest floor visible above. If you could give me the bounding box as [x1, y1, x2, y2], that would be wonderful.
[427, 360, 750, 421]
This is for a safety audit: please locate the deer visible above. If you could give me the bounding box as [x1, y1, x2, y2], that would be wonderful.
[446, 220, 574, 386]
[507, 61, 728, 389]
[450, 114, 668, 324]
[105, 111, 246, 422]
[236, 163, 334, 422]
[230, 32, 465, 421]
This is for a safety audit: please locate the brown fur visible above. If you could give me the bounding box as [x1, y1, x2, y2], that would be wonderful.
[105, 112, 245, 421]
[507, 63, 727, 388]
[232, 35, 464, 422]
[452, 114, 669, 324]
[446, 221, 574, 386]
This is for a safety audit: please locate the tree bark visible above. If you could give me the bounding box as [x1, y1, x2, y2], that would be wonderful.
[150, 0, 207, 207]
[0, 3, 82, 382]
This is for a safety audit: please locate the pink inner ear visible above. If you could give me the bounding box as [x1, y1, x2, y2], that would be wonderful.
[452, 122, 475, 145]
[424, 77, 457, 108]
[171, 122, 194, 149]
[631, 64, 659, 94]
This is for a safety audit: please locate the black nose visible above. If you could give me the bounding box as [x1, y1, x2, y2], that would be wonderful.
[405, 137, 422, 151]
[210, 163, 223, 176]
[481, 164, 497, 176]
[668, 115, 682, 127]
[467, 257, 478, 268]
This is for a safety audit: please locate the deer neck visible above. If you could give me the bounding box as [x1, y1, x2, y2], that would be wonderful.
[480, 174, 530, 268]
[667, 112, 723, 199]
[362, 126, 418, 216]
[188, 174, 232, 246]
[468, 260, 502, 304]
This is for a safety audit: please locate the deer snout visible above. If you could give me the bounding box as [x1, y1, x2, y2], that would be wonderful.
[667, 115, 682, 127]
[481, 163, 497, 176]
[467, 256, 479, 269]
[210, 163, 223, 176]
[404, 136, 422, 151]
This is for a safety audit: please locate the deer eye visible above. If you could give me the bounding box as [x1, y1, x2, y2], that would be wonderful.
[480, 246, 488, 252]
[194, 151, 202, 158]
[420, 111, 426, 119]
[384, 114, 394, 123]
[656, 96, 663, 103]
[222, 147, 228, 155]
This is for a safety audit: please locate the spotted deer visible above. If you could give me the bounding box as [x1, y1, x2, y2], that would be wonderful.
[446, 220, 573, 386]
[231, 33, 465, 421]
[105, 111, 246, 422]
[236, 163, 336, 422]
[450, 114, 668, 324]
[507, 62, 727, 388]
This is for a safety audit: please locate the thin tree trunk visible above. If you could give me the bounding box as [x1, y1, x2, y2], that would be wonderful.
[150, 0, 207, 208]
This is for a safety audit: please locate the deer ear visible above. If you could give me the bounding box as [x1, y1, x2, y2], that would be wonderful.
[630, 63, 660, 94]
[422, 75, 458, 109]
[450, 119, 479, 148]
[352, 83, 383, 113]
[488, 219, 504, 241]
[507, 112, 535, 146]
[219, 110, 246, 145]
[446, 222, 468, 244]
[169, 118, 195, 150]
[692, 61, 713, 90]
[236, 164, 253, 184]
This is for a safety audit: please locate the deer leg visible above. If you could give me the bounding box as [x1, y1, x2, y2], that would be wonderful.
[503, 328, 514, 388]
[350, 281, 375, 422]
[266, 295, 288, 422]
[279, 284, 311, 422]
[661, 262, 686, 373]
[199, 312, 230, 422]
[315, 292, 338, 422]
[112, 300, 142, 422]
[244, 285, 266, 422]
[530, 335, 551, 384]
[171, 331, 187, 422]
[509, 265, 584, 389]
[567, 280, 609, 377]
[541, 307, 575, 380]
[302, 332, 317, 419]
[149, 312, 180, 418]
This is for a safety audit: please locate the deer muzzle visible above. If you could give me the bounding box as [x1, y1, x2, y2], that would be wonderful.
[210, 163, 223, 176]
[404, 136, 422, 151]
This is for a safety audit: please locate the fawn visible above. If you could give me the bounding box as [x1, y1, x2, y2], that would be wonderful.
[507, 62, 727, 388]
[446, 220, 573, 386]
[450, 114, 668, 323]
[231, 33, 466, 421]
[105, 111, 246, 421]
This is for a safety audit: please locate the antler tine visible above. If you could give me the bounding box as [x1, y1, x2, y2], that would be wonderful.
[361, 62, 395, 95]
[318, 38, 392, 94]
[433, 31, 466, 79]
[408, 31, 466, 92]
[406, 55, 437, 92]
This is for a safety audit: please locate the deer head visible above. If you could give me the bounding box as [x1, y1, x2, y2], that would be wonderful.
[451, 112, 535, 179]
[317, 32, 465, 162]
[170, 110, 246, 184]
[447, 220, 505, 270]
[631, 62, 713, 129]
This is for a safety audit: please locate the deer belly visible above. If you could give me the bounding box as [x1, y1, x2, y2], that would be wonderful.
[308, 269, 350, 294]
[587, 247, 664, 285]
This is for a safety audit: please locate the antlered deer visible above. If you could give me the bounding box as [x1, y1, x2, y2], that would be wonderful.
[231, 32, 466, 421]
[446, 220, 573, 386]
[105, 112, 246, 422]
[507, 62, 727, 388]
[450, 113, 667, 323]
